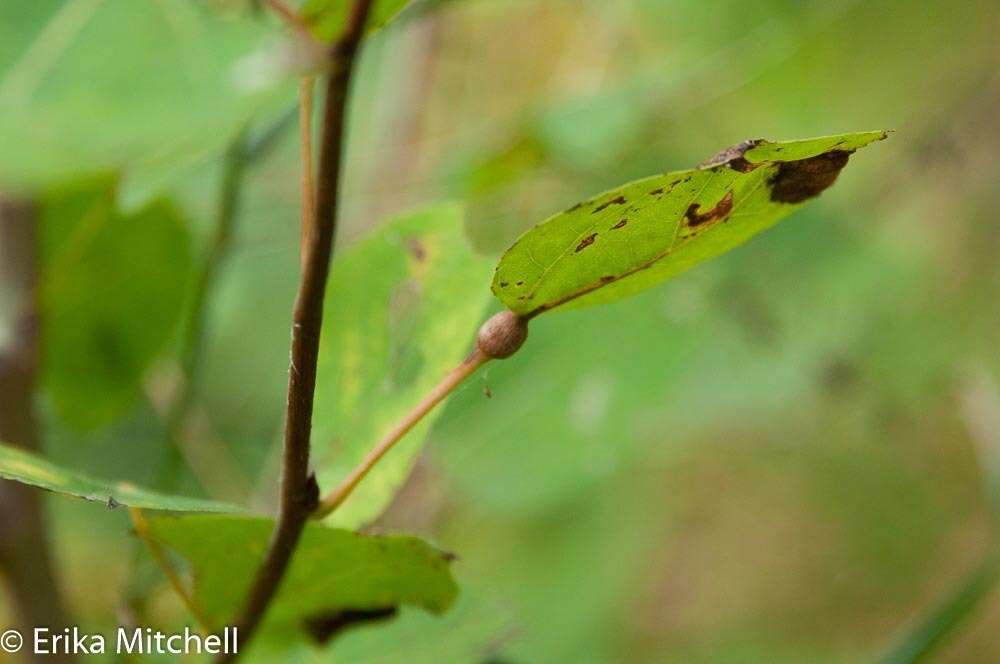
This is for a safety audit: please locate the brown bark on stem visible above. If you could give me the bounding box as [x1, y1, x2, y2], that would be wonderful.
[214, 1, 375, 660]
[0, 196, 74, 662]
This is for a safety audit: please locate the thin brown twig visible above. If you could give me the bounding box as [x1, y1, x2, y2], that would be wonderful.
[214, 1, 375, 660]
[262, 0, 314, 40]
[314, 349, 491, 519]
[299, 76, 316, 268]
[129, 508, 213, 633]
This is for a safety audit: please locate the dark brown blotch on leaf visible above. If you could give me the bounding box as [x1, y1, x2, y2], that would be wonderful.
[304, 607, 398, 644]
[697, 139, 763, 173]
[610, 218, 628, 230]
[575, 233, 598, 252]
[769, 150, 851, 203]
[685, 191, 734, 227]
[405, 237, 427, 262]
[592, 195, 626, 213]
[477, 310, 528, 359]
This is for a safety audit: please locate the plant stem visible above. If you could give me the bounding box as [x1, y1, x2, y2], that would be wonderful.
[299, 76, 316, 268]
[0, 196, 74, 663]
[314, 349, 491, 519]
[216, 1, 374, 659]
[263, 0, 314, 40]
[315, 311, 527, 518]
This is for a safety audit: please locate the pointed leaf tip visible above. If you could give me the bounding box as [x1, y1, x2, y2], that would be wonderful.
[492, 131, 888, 317]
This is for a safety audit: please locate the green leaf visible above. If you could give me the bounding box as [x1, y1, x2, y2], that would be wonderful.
[492, 131, 888, 317]
[301, 0, 413, 41]
[0, 442, 239, 512]
[312, 204, 491, 527]
[146, 514, 458, 634]
[39, 173, 193, 429]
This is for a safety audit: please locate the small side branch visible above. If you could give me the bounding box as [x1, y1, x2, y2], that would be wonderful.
[263, 0, 314, 41]
[314, 349, 490, 519]
[315, 311, 528, 519]
[299, 76, 316, 268]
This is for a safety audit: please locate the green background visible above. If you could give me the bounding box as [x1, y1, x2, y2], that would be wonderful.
[1, 0, 997, 662]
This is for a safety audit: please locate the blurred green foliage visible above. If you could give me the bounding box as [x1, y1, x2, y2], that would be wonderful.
[39, 174, 193, 429]
[1, 0, 998, 662]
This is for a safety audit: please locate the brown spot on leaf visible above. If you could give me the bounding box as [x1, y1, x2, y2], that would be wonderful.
[405, 237, 426, 262]
[611, 218, 628, 230]
[516, 280, 524, 286]
[697, 139, 764, 173]
[768, 150, 851, 203]
[685, 191, 734, 227]
[649, 187, 664, 196]
[575, 233, 598, 252]
[499, 281, 509, 288]
[601, 275, 615, 282]
[592, 195, 626, 213]
[304, 607, 398, 645]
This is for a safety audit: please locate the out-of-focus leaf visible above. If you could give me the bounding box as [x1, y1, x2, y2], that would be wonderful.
[301, 0, 413, 41]
[492, 131, 888, 316]
[146, 514, 458, 634]
[312, 204, 491, 527]
[0, 0, 283, 188]
[0, 443, 240, 512]
[39, 173, 193, 429]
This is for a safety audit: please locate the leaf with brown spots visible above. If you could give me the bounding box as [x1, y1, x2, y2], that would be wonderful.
[492, 131, 888, 317]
